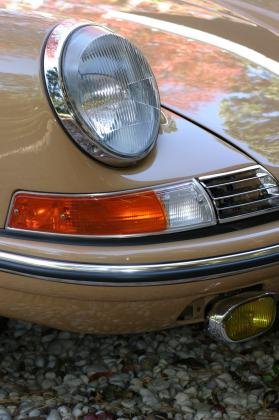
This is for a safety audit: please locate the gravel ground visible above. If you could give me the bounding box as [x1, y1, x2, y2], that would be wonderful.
[0, 321, 279, 419]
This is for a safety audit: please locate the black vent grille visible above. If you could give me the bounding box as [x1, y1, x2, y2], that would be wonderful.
[200, 166, 279, 222]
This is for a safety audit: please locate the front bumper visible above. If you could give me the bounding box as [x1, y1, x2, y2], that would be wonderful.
[0, 243, 276, 333]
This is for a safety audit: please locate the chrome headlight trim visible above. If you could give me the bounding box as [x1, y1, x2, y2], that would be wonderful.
[43, 20, 160, 167]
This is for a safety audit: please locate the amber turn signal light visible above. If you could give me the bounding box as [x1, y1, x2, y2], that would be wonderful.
[7, 181, 216, 237]
[7, 192, 167, 236]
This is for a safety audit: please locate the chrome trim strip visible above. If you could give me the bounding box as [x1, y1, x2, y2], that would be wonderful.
[203, 175, 266, 189]
[218, 196, 278, 210]
[217, 206, 279, 224]
[213, 187, 268, 200]
[199, 165, 260, 181]
[0, 244, 277, 286]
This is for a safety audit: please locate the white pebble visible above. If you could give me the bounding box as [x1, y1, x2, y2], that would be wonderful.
[175, 392, 191, 405]
[72, 407, 82, 418]
[58, 405, 72, 417]
[42, 333, 57, 343]
[121, 400, 135, 409]
[35, 356, 45, 368]
[47, 409, 61, 420]
[0, 407, 11, 420]
[226, 408, 242, 419]
[46, 372, 56, 380]
[181, 405, 195, 414]
[223, 395, 239, 406]
[29, 409, 41, 417]
[139, 389, 160, 409]
[41, 379, 55, 390]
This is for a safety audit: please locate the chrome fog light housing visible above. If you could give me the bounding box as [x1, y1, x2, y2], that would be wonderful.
[43, 20, 160, 166]
[208, 292, 277, 343]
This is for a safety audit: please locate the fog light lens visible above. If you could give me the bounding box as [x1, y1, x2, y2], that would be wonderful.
[224, 296, 276, 341]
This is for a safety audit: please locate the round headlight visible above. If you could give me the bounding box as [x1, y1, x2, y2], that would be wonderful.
[43, 21, 160, 166]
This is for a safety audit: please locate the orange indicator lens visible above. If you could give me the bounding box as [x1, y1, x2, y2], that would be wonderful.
[8, 192, 167, 236]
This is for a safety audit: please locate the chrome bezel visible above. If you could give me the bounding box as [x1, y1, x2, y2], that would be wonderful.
[199, 165, 279, 223]
[208, 291, 277, 343]
[5, 178, 216, 239]
[43, 20, 160, 167]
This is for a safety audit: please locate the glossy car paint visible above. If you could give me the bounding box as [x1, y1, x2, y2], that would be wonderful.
[2, 0, 278, 174]
[0, 0, 277, 332]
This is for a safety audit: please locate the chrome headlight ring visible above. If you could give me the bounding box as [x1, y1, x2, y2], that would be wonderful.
[43, 20, 161, 167]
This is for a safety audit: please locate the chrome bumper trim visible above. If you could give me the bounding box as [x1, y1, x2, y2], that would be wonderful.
[0, 244, 277, 286]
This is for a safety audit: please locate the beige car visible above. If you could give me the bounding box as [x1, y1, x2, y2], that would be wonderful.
[0, 0, 278, 342]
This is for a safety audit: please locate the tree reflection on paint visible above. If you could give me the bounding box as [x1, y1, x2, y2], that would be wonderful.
[105, 23, 244, 112]
[0, 0, 240, 21]
[0, 0, 246, 112]
[220, 66, 279, 164]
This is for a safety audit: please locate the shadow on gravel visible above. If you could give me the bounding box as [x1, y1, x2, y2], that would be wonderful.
[0, 320, 278, 419]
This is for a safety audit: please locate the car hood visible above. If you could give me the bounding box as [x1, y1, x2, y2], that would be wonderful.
[2, 0, 279, 179]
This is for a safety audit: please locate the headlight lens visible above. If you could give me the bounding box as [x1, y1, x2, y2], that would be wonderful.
[44, 21, 160, 166]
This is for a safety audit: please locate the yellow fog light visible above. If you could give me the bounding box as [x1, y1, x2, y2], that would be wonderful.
[208, 293, 277, 343]
[224, 296, 276, 341]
